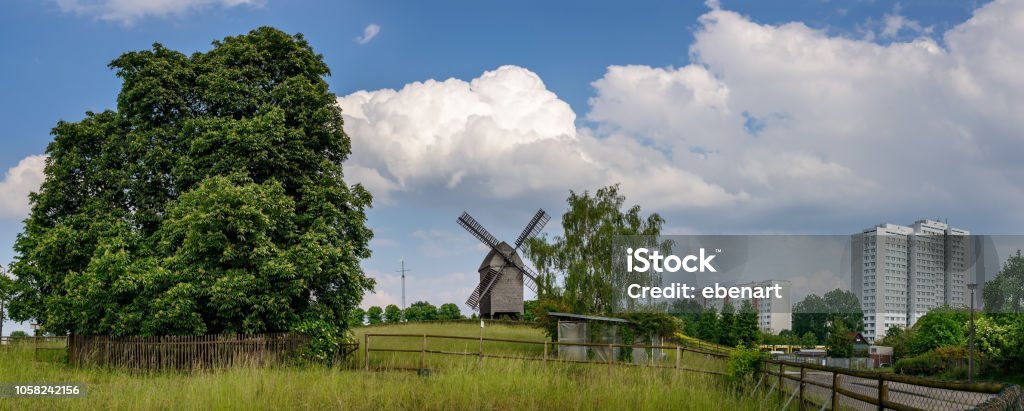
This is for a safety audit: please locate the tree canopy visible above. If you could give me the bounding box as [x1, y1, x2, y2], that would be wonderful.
[524, 184, 664, 315]
[792, 289, 863, 344]
[2, 27, 374, 338]
[983, 250, 1024, 313]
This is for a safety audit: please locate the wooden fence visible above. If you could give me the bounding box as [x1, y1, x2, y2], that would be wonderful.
[363, 333, 731, 375]
[762, 359, 1021, 411]
[69, 333, 309, 371]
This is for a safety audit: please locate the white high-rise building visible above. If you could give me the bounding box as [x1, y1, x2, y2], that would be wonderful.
[852, 220, 971, 342]
[703, 280, 792, 334]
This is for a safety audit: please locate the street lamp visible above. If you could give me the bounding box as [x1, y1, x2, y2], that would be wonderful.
[967, 283, 977, 383]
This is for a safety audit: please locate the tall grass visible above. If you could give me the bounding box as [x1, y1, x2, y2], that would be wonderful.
[0, 346, 766, 410]
[0, 323, 771, 410]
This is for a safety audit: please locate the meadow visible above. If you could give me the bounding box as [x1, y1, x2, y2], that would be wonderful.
[0, 322, 766, 410]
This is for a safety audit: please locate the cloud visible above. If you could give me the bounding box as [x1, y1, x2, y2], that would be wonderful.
[354, 24, 381, 45]
[52, 0, 261, 24]
[880, 5, 933, 39]
[337, 65, 743, 211]
[340, 0, 1024, 234]
[0, 155, 46, 220]
[585, 0, 1024, 226]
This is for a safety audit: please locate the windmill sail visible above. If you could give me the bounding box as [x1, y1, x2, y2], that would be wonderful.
[457, 212, 499, 249]
[514, 209, 550, 249]
[466, 267, 502, 309]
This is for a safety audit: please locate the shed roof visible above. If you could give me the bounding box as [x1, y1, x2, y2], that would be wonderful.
[547, 312, 631, 324]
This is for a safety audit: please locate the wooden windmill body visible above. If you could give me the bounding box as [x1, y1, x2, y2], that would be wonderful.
[458, 210, 549, 319]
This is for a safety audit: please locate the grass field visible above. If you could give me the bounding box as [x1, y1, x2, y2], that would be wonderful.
[354, 321, 729, 373]
[0, 322, 766, 410]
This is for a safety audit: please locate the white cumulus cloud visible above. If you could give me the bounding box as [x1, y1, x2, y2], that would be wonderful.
[355, 24, 381, 45]
[337, 65, 743, 211]
[53, 0, 262, 24]
[339, 0, 1024, 232]
[585, 0, 1024, 225]
[0, 155, 47, 220]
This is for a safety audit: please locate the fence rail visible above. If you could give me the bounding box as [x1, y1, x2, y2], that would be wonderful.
[69, 333, 309, 371]
[763, 359, 1022, 411]
[363, 333, 730, 376]
[0, 336, 68, 346]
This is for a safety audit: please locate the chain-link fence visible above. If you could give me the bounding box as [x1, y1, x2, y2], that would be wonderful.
[765, 359, 1022, 411]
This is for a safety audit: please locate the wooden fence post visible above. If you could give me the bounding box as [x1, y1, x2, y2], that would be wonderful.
[363, 333, 369, 371]
[421, 334, 427, 369]
[676, 346, 681, 370]
[832, 372, 840, 410]
[608, 344, 614, 374]
[799, 364, 805, 411]
[778, 362, 784, 404]
[878, 378, 888, 411]
[543, 342, 548, 365]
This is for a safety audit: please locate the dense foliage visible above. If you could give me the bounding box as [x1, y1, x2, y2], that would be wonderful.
[825, 317, 854, 358]
[727, 344, 766, 384]
[524, 184, 664, 315]
[2, 28, 374, 339]
[349, 302, 464, 326]
[984, 250, 1024, 313]
[792, 289, 863, 344]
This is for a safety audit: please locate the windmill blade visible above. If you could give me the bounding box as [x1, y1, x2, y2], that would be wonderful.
[514, 209, 550, 250]
[465, 267, 503, 309]
[457, 212, 500, 249]
[509, 260, 540, 294]
[521, 269, 539, 294]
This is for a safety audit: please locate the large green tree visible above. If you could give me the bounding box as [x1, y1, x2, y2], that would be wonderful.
[793, 289, 863, 344]
[383, 304, 402, 323]
[3, 27, 374, 338]
[438, 303, 462, 320]
[524, 184, 664, 315]
[366, 306, 384, 325]
[735, 300, 760, 346]
[719, 301, 737, 347]
[825, 317, 854, 358]
[696, 307, 719, 343]
[907, 307, 967, 356]
[983, 250, 1024, 313]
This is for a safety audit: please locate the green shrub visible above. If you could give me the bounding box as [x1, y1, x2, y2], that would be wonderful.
[894, 351, 944, 375]
[727, 344, 766, 383]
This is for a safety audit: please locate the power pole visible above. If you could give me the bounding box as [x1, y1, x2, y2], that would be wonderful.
[397, 259, 411, 312]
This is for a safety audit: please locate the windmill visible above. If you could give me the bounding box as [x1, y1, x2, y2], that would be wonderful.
[458, 209, 550, 319]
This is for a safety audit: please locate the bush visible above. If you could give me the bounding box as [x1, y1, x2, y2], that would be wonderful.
[727, 344, 766, 383]
[894, 351, 944, 375]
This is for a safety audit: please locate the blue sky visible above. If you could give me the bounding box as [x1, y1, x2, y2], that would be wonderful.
[3, 0, 1022, 334]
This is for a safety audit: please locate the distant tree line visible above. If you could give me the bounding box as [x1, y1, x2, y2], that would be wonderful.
[672, 299, 761, 347]
[348, 301, 465, 326]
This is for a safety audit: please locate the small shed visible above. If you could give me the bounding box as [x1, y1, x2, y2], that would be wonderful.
[547, 312, 631, 362]
[869, 345, 894, 367]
